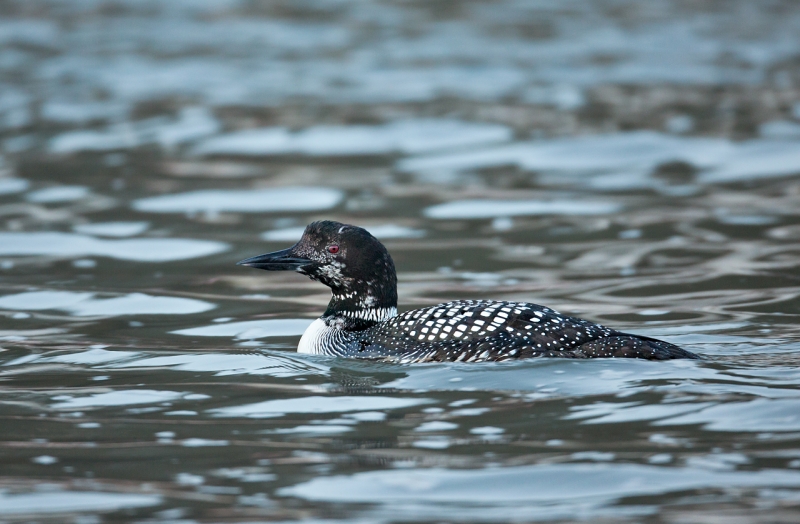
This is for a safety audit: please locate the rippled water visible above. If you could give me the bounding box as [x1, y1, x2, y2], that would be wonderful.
[1, 1, 800, 522]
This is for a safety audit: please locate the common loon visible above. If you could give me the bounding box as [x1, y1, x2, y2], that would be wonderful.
[238, 221, 698, 362]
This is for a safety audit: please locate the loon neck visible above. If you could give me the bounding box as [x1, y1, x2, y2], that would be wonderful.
[323, 285, 398, 329]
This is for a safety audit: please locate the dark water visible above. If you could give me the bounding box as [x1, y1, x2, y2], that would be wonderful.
[1, 1, 800, 522]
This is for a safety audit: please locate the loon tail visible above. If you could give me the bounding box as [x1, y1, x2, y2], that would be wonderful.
[578, 334, 699, 360]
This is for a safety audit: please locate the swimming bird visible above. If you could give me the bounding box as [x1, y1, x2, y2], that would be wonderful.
[238, 221, 698, 362]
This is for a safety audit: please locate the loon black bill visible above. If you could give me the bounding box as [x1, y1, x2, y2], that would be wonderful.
[236, 247, 311, 271]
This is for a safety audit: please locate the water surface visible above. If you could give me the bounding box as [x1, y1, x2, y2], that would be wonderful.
[1, 1, 800, 522]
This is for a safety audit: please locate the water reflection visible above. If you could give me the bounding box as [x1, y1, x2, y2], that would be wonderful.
[132, 187, 343, 214]
[424, 199, 621, 219]
[279, 463, 800, 521]
[72, 221, 150, 237]
[0, 492, 162, 516]
[192, 120, 512, 157]
[0, 232, 228, 261]
[262, 224, 426, 241]
[172, 319, 312, 340]
[0, 291, 215, 316]
[210, 396, 432, 418]
[49, 107, 220, 154]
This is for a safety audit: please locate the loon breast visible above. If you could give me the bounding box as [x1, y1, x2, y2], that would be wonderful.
[298, 318, 328, 354]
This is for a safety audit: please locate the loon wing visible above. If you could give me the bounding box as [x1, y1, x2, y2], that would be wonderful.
[355, 300, 696, 362]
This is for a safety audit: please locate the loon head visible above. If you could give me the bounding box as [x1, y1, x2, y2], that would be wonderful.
[238, 221, 398, 321]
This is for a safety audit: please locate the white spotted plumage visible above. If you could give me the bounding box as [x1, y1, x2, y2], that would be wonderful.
[301, 299, 610, 361]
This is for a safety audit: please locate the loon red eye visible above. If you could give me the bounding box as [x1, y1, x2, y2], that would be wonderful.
[327, 244, 339, 254]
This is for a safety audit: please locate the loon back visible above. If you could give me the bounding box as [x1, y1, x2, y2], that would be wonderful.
[238, 220, 699, 362]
